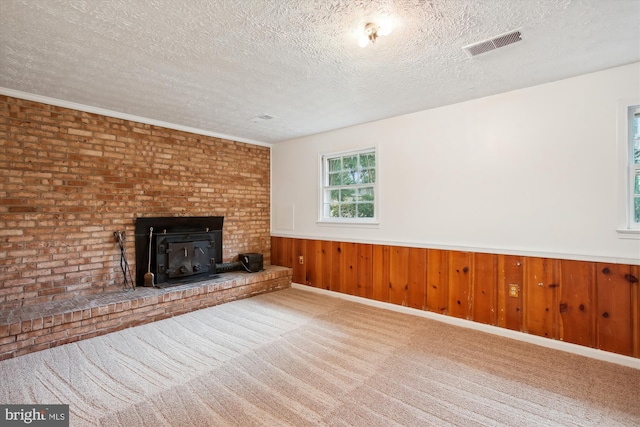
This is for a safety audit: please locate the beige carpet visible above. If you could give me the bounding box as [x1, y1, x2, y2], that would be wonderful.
[1, 287, 639, 426]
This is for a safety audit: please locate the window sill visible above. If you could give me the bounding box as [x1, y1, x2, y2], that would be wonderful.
[317, 220, 380, 229]
[616, 228, 640, 239]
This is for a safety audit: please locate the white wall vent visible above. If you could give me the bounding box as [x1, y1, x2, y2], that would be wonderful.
[463, 30, 522, 57]
[250, 114, 276, 123]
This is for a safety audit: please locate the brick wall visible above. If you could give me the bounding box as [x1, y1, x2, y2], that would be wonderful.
[0, 95, 271, 310]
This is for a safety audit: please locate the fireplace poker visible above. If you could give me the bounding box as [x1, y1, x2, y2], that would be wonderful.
[144, 227, 155, 286]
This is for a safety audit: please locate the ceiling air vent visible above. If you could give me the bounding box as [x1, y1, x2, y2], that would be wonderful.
[250, 114, 276, 123]
[463, 30, 522, 57]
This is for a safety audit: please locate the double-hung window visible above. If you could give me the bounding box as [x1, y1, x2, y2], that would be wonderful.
[320, 148, 377, 223]
[619, 101, 640, 237]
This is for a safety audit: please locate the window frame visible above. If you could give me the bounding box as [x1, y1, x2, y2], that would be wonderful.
[617, 100, 640, 238]
[318, 147, 379, 225]
[629, 106, 640, 226]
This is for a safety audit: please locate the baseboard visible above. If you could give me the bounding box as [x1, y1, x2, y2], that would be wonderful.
[291, 283, 640, 370]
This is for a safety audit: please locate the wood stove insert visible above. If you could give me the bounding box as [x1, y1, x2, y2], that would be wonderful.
[135, 216, 224, 288]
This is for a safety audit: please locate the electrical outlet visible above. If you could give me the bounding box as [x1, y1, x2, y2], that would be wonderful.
[508, 284, 519, 298]
[298, 256, 304, 264]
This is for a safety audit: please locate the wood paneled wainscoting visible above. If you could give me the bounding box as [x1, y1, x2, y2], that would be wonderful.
[271, 237, 640, 359]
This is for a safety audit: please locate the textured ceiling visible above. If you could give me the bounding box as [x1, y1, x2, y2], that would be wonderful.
[1, 0, 639, 144]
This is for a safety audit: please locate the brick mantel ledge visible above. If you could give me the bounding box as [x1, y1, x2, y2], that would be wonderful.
[0, 265, 292, 360]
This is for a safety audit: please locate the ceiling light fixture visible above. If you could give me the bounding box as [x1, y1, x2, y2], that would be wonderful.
[358, 22, 392, 48]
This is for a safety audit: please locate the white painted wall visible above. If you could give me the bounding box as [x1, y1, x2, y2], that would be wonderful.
[271, 63, 640, 264]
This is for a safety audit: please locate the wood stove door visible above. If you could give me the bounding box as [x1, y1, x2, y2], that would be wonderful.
[167, 242, 195, 278]
[191, 240, 210, 274]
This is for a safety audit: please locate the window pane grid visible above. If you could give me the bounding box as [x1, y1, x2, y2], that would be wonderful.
[324, 153, 376, 186]
[322, 149, 376, 221]
[324, 201, 375, 219]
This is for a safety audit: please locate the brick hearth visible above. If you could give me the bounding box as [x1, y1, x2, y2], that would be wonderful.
[0, 266, 292, 360]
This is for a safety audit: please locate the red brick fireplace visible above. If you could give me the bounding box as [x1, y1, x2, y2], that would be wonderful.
[0, 95, 290, 359]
